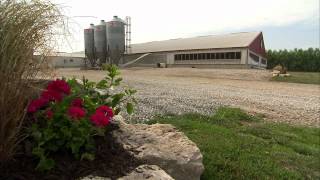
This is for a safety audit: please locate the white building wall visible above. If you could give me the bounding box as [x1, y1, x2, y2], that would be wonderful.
[167, 53, 174, 64]
[241, 49, 248, 64]
[49, 56, 85, 68]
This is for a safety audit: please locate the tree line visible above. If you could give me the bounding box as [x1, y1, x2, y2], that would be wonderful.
[266, 48, 320, 72]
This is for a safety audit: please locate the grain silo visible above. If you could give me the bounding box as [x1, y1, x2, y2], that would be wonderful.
[94, 20, 107, 64]
[107, 16, 126, 65]
[84, 24, 95, 66]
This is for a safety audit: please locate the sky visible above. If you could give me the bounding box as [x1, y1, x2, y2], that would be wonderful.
[53, 0, 319, 52]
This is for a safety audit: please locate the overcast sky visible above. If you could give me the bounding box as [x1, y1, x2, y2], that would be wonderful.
[53, 0, 319, 52]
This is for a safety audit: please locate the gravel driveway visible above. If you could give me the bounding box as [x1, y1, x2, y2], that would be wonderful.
[56, 68, 320, 127]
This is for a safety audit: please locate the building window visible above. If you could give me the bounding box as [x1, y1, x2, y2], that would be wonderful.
[210, 53, 215, 59]
[193, 54, 198, 60]
[175, 54, 183, 61]
[236, 52, 241, 59]
[217, 53, 225, 59]
[226, 52, 232, 59]
[206, 53, 210, 59]
[175, 52, 242, 61]
[201, 53, 206, 59]
[261, 59, 267, 64]
[249, 53, 259, 63]
[70, 59, 74, 62]
[198, 54, 201, 60]
[190, 54, 194, 60]
[186, 54, 190, 60]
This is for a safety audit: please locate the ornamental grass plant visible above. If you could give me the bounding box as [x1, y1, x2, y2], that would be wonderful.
[0, 0, 62, 162]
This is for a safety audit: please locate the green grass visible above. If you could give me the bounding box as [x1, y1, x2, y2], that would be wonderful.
[271, 72, 320, 85]
[146, 107, 320, 180]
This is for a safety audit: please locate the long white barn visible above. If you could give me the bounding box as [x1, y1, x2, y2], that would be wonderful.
[124, 31, 267, 68]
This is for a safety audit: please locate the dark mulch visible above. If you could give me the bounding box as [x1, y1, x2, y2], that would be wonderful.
[0, 123, 143, 180]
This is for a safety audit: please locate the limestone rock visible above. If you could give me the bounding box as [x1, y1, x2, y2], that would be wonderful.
[79, 175, 111, 180]
[118, 165, 174, 180]
[79, 165, 172, 180]
[112, 115, 204, 180]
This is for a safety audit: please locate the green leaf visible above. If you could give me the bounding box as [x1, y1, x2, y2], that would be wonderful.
[96, 79, 108, 89]
[129, 89, 137, 95]
[31, 130, 42, 142]
[126, 102, 134, 115]
[94, 127, 106, 136]
[32, 146, 45, 157]
[81, 153, 95, 161]
[114, 77, 123, 86]
[36, 157, 55, 171]
[112, 93, 125, 107]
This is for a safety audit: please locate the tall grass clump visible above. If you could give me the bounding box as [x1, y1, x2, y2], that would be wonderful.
[0, 0, 62, 162]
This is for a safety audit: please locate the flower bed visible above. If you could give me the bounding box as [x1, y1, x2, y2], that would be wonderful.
[0, 65, 141, 179]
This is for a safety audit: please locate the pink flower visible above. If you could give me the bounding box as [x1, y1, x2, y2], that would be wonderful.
[90, 105, 114, 127]
[68, 106, 86, 120]
[27, 98, 49, 113]
[71, 98, 83, 107]
[47, 79, 71, 95]
[46, 109, 53, 119]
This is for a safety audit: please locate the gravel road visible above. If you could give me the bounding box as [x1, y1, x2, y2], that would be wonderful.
[56, 68, 320, 127]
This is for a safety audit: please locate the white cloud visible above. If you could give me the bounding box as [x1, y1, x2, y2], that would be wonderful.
[53, 0, 319, 52]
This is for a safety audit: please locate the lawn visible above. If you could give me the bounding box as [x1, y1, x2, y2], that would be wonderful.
[271, 72, 320, 85]
[147, 107, 320, 179]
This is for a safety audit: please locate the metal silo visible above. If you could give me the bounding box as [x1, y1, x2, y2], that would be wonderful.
[107, 16, 126, 65]
[94, 20, 107, 64]
[84, 24, 95, 66]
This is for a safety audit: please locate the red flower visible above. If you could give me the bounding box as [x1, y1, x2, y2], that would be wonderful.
[47, 79, 71, 95]
[41, 90, 63, 102]
[27, 98, 49, 113]
[68, 106, 86, 120]
[90, 112, 110, 127]
[96, 105, 114, 117]
[46, 109, 54, 119]
[71, 98, 83, 107]
[90, 105, 114, 127]
[27, 79, 71, 114]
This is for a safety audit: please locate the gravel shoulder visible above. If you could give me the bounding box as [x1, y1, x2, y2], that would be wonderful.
[56, 68, 320, 127]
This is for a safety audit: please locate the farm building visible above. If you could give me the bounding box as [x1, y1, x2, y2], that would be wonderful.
[123, 31, 267, 68]
[47, 52, 85, 68]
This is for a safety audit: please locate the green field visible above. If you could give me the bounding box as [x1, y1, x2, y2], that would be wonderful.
[147, 107, 320, 180]
[271, 72, 320, 85]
